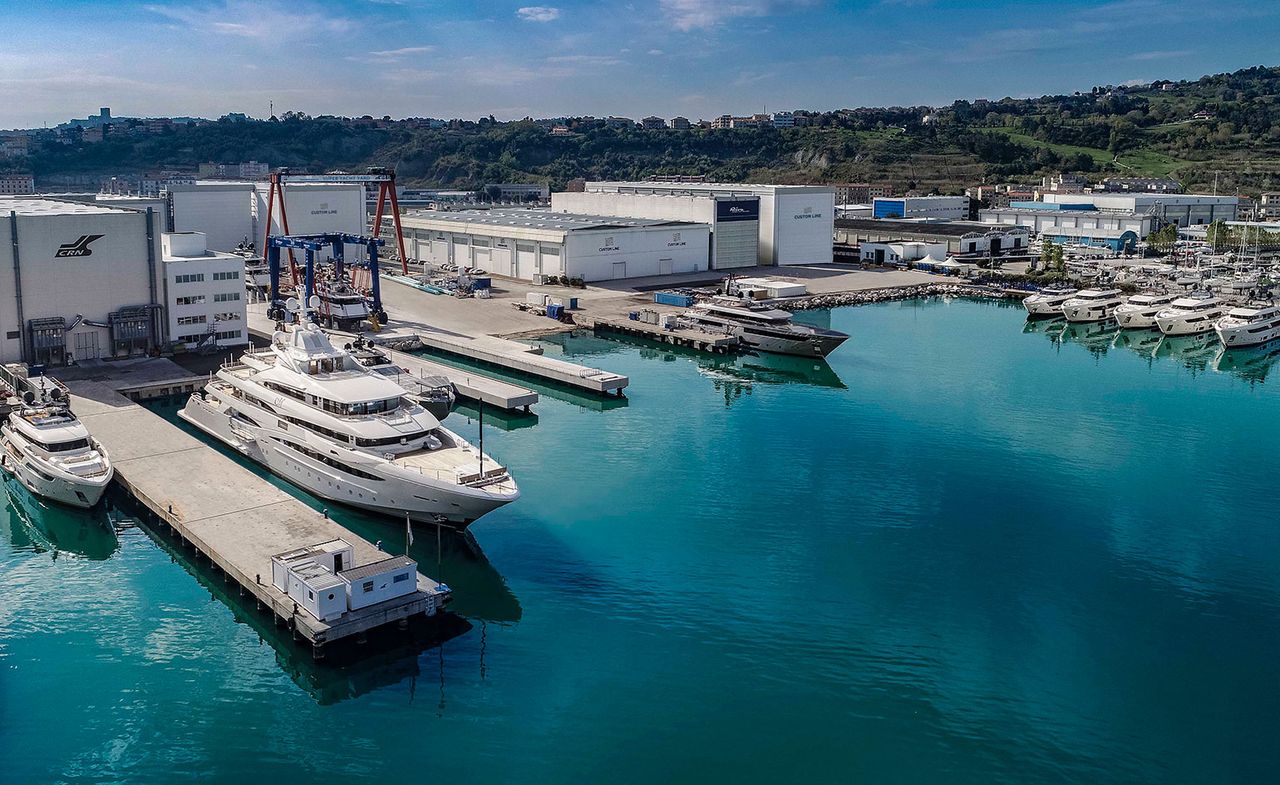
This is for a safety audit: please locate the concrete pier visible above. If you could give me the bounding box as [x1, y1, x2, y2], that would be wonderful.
[583, 315, 742, 354]
[63, 377, 450, 653]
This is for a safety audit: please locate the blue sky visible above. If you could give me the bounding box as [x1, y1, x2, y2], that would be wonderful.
[1, 0, 1277, 128]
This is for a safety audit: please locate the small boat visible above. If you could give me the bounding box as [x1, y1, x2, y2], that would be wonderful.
[1215, 304, 1280, 348]
[682, 297, 849, 357]
[1154, 293, 1226, 336]
[1114, 292, 1178, 329]
[1061, 288, 1124, 323]
[1022, 286, 1077, 318]
[1, 383, 113, 508]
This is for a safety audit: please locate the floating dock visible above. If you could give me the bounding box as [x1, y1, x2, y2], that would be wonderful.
[371, 343, 538, 411]
[62, 378, 451, 658]
[584, 316, 742, 354]
[410, 328, 630, 396]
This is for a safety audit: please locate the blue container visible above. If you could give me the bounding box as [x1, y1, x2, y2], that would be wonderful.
[653, 292, 694, 308]
[629, 311, 640, 321]
[471, 277, 491, 290]
[547, 303, 564, 319]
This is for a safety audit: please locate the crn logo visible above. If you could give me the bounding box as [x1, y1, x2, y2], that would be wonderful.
[54, 234, 104, 258]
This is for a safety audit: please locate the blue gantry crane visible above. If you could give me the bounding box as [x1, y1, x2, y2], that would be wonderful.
[265, 232, 387, 326]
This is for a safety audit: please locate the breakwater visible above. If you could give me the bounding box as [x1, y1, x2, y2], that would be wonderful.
[775, 282, 1011, 311]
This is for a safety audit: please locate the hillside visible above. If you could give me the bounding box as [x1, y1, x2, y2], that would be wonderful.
[14, 65, 1280, 194]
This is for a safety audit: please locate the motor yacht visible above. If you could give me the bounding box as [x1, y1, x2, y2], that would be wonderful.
[316, 279, 372, 331]
[1061, 288, 1124, 323]
[1114, 292, 1178, 329]
[179, 300, 518, 527]
[1154, 293, 1227, 336]
[1215, 304, 1280, 348]
[0, 383, 113, 508]
[683, 297, 849, 357]
[1022, 286, 1077, 318]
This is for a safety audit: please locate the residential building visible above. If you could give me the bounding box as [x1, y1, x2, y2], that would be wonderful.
[1259, 192, 1280, 221]
[671, 116, 691, 130]
[161, 232, 248, 350]
[605, 116, 634, 129]
[0, 175, 35, 195]
[0, 134, 30, 158]
[771, 112, 794, 128]
[1098, 177, 1182, 194]
[641, 116, 667, 129]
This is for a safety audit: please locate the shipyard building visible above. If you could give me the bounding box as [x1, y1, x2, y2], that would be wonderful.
[582, 181, 835, 266]
[0, 197, 165, 364]
[397, 209, 710, 282]
[1038, 192, 1238, 226]
[168, 182, 255, 251]
[161, 232, 248, 351]
[550, 191, 759, 270]
[979, 204, 1155, 252]
[872, 195, 969, 221]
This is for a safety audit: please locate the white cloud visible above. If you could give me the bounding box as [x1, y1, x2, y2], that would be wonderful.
[658, 0, 807, 31]
[648, 48, 665, 55]
[517, 6, 561, 22]
[146, 1, 355, 41]
[1129, 49, 1192, 61]
[546, 54, 622, 66]
[370, 46, 436, 58]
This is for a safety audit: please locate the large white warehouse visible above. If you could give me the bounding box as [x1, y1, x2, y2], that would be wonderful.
[398, 209, 710, 282]
[253, 183, 366, 261]
[583, 181, 835, 266]
[550, 191, 760, 270]
[0, 197, 165, 364]
[1039, 192, 1238, 226]
[168, 181, 255, 252]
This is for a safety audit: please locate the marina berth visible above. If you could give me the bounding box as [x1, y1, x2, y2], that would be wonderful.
[1061, 288, 1124, 323]
[1022, 286, 1077, 318]
[1215, 304, 1280, 348]
[1, 384, 113, 508]
[180, 300, 518, 527]
[1114, 292, 1178, 329]
[1154, 293, 1227, 336]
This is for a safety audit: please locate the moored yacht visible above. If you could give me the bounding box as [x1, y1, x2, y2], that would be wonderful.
[1114, 292, 1178, 329]
[1154, 293, 1227, 336]
[1215, 304, 1280, 348]
[347, 337, 456, 421]
[683, 297, 849, 357]
[1, 385, 113, 508]
[1061, 288, 1124, 323]
[179, 300, 518, 527]
[1022, 286, 1077, 318]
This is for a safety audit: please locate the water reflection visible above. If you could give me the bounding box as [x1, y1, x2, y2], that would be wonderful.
[451, 402, 539, 432]
[1058, 321, 1120, 357]
[3, 476, 118, 560]
[1154, 333, 1221, 375]
[698, 351, 846, 390]
[1214, 339, 1280, 384]
[1113, 329, 1163, 360]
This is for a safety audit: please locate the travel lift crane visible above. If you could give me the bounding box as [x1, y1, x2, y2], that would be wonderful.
[258, 167, 411, 287]
[265, 233, 388, 327]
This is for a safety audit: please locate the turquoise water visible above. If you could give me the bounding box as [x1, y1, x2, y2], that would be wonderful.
[3, 297, 1279, 784]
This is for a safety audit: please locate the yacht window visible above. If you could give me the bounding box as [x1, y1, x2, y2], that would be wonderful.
[354, 430, 429, 448]
[44, 438, 90, 452]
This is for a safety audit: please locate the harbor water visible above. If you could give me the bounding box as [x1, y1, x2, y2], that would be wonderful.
[3, 297, 1279, 784]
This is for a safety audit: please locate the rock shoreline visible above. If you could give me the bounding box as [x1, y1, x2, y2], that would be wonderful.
[776, 283, 1014, 311]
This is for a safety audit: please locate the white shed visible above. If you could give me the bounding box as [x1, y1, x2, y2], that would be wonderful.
[341, 555, 419, 610]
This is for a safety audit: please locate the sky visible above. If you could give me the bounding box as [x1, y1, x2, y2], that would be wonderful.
[1, 0, 1278, 129]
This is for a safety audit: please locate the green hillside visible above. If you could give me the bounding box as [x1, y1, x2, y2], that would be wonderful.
[13, 65, 1280, 194]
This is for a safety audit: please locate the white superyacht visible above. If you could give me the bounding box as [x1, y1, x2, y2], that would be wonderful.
[1215, 304, 1280, 348]
[1022, 286, 1077, 318]
[1, 385, 113, 508]
[1154, 293, 1227, 336]
[179, 299, 518, 527]
[1114, 292, 1178, 329]
[683, 297, 849, 357]
[1061, 288, 1124, 323]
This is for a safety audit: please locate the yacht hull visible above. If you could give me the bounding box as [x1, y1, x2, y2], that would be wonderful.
[1114, 308, 1161, 329]
[1216, 321, 1280, 348]
[0, 432, 110, 509]
[1062, 304, 1119, 323]
[736, 327, 847, 357]
[1155, 314, 1222, 336]
[178, 393, 511, 527]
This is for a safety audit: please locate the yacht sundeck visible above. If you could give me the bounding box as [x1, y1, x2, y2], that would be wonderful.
[1061, 288, 1124, 323]
[683, 297, 849, 357]
[1022, 286, 1077, 318]
[1154, 293, 1227, 336]
[1215, 304, 1280, 348]
[1, 384, 112, 508]
[179, 301, 517, 527]
[1114, 292, 1178, 329]
[347, 337, 456, 421]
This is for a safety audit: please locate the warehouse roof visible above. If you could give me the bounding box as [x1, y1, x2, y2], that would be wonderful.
[835, 217, 1024, 237]
[0, 196, 133, 216]
[587, 181, 834, 195]
[402, 208, 699, 233]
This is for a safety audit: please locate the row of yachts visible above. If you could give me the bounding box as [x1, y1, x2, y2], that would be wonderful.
[1023, 287, 1280, 348]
